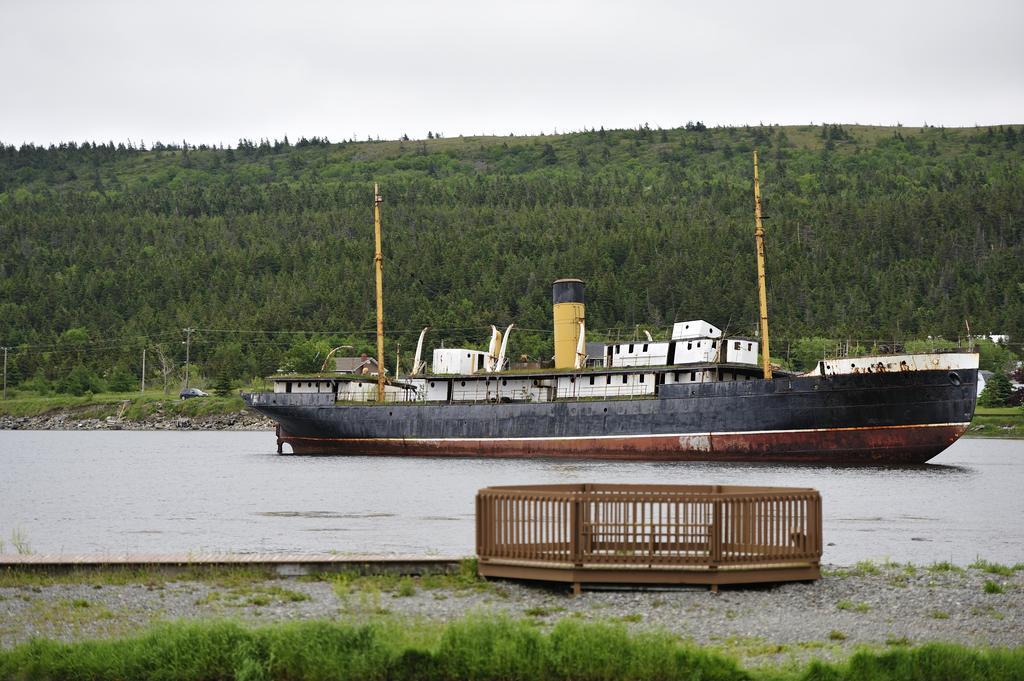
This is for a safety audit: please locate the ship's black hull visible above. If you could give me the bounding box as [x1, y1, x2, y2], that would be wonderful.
[244, 368, 977, 464]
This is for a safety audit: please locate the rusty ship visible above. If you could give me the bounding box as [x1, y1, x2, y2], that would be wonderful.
[242, 157, 979, 464]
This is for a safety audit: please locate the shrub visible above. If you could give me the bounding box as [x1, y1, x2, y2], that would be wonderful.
[59, 365, 104, 396]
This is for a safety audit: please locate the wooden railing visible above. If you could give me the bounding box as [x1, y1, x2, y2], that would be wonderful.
[476, 484, 821, 590]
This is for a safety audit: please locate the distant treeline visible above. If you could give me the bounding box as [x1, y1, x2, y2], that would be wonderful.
[0, 123, 1021, 390]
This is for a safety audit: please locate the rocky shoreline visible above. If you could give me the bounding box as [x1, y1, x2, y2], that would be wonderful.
[0, 411, 274, 432]
[0, 562, 1021, 664]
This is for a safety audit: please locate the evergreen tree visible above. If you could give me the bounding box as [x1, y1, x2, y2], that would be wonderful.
[979, 372, 1013, 407]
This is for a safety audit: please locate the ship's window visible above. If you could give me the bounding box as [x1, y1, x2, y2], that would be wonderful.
[690, 371, 696, 381]
[674, 372, 680, 381]
[589, 376, 595, 385]
[570, 376, 575, 383]
[747, 343, 752, 351]
[687, 342, 692, 350]
[285, 382, 292, 393]
[697, 341, 701, 348]
[628, 344, 634, 353]
[639, 374, 645, 383]
[430, 382, 435, 387]
[622, 375, 628, 384]
[357, 382, 362, 387]
[642, 343, 648, 352]
[615, 345, 620, 353]
[606, 375, 611, 384]
[502, 379, 507, 386]
[734, 341, 741, 350]
[460, 381, 466, 386]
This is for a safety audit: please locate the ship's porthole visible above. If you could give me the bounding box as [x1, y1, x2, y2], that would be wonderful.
[948, 371, 962, 386]
[603, 407, 608, 413]
[461, 381, 466, 387]
[389, 411, 393, 416]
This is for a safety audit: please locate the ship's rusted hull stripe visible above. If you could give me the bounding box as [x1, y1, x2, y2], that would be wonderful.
[278, 423, 968, 464]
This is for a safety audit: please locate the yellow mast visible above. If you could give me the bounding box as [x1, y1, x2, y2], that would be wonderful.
[373, 183, 386, 402]
[753, 151, 772, 380]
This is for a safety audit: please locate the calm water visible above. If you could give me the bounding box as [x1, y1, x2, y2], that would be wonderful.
[0, 431, 1021, 566]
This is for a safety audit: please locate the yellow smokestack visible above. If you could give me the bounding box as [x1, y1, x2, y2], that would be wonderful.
[552, 279, 585, 369]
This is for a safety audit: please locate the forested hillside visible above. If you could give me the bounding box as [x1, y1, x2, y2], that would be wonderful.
[1, 123, 1022, 391]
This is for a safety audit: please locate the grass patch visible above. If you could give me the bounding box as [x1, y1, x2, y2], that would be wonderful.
[928, 610, 950, 620]
[853, 559, 881, 576]
[973, 406, 1023, 415]
[0, 617, 1023, 680]
[323, 559, 489, 600]
[926, 561, 965, 575]
[836, 599, 871, 613]
[194, 584, 311, 607]
[983, 580, 1005, 594]
[968, 408, 1024, 438]
[395, 577, 416, 598]
[970, 559, 1014, 576]
[828, 629, 848, 641]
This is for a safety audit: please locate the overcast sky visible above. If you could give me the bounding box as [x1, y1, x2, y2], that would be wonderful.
[2, 0, 1021, 146]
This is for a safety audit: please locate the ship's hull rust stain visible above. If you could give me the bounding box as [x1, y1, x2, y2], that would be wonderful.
[277, 424, 967, 464]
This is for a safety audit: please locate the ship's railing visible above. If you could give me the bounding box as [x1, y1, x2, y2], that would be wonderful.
[449, 384, 657, 403]
[476, 484, 821, 590]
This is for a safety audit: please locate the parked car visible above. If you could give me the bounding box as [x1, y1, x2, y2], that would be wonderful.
[179, 388, 209, 399]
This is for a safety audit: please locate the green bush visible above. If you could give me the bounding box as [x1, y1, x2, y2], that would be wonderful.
[106, 366, 137, 392]
[59, 365, 105, 396]
[1, 618, 1023, 681]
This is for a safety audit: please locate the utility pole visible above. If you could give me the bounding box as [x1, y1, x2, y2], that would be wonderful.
[752, 150, 772, 380]
[373, 184, 386, 403]
[183, 328, 195, 390]
[141, 347, 146, 393]
[2, 347, 7, 400]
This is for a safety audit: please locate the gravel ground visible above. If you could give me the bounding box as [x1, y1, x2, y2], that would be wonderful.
[1, 563, 1021, 665]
